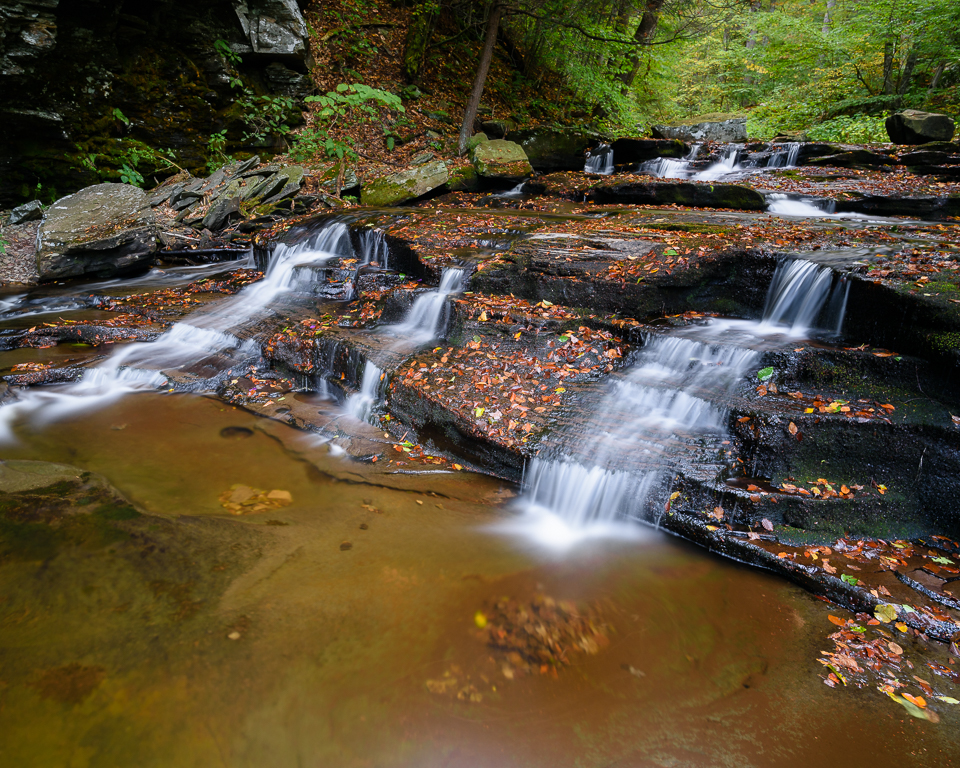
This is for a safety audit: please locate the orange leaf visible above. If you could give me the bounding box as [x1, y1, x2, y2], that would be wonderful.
[828, 615, 847, 626]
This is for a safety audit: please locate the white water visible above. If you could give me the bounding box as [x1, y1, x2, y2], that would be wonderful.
[358, 228, 389, 269]
[0, 222, 354, 442]
[385, 267, 466, 346]
[765, 193, 871, 220]
[511, 257, 848, 547]
[639, 144, 700, 179]
[346, 361, 384, 421]
[585, 144, 614, 175]
[640, 142, 801, 181]
[695, 145, 743, 180]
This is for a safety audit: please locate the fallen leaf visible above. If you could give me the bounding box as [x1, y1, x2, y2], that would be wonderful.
[788, 421, 798, 435]
[761, 518, 774, 531]
[875, 604, 898, 623]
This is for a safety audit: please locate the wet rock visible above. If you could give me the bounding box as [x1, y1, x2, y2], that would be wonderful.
[512, 126, 605, 172]
[834, 193, 960, 220]
[886, 110, 956, 145]
[37, 183, 158, 281]
[469, 140, 533, 180]
[652, 118, 747, 143]
[805, 150, 897, 169]
[247, 165, 305, 202]
[588, 180, 766, 211]
[361, 160, 450, 206]
[7, 199, 43, 225]
[447, 165, 480, 192]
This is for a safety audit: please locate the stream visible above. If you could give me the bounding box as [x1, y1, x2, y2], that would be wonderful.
[2, 174, 959, 764]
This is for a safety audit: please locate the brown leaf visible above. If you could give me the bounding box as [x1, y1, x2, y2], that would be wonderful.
[761, 518, 774, 531]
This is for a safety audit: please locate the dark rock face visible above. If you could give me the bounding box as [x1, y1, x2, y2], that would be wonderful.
[652, 118, 747, 143]
[511, 127, 606, 172]
[0, 0, 311, 206]
[37, 183, 158, 280]
[588, 181, 767, 211]
[886, 110, 956, 145]
[610, 138, 688, 165]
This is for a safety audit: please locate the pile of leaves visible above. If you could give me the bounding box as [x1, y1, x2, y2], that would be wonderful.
[479, 594, 610, 676]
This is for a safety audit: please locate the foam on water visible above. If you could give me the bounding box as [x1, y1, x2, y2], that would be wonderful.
[0, 222, 353, 442]
[510, 257, 849, 545]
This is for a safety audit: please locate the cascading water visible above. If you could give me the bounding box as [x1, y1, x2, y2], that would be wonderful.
[694, 145, 743, 180]
[385, 267, 466, 346]
[358, 228, 389, 269]
[584, 143, 614, 175]
[767, 142, 801, 169]
[639, 144, 701, 179]
[347, 361, 385, 421]
[511, 257, 850, 546]
[765, 193, 871, 220]
[0, 221, 354, 442]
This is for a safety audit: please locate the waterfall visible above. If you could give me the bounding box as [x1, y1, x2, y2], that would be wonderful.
[346, 361, 385, 421]
[639, 144, 700, 179]
[512, 258, 849, 544]
[0, 221, 355, 442]
[693, 145, 743, 180]
[765, 193, 872, 220]
[767, 142, 801, 169]
[385, 267, 466, 346]
[358, 228, 389, 269]
[584, 143, 614, 175]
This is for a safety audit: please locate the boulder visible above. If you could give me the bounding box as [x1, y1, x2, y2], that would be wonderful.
[652, 118, 747, 143]
[466, 133, 489, 154]
[610, 138, 688, 165]
[481, 119, 517, 139]
[885, 110, 956, 145]
[8, 200, 43, 225]
[469, 140, 533, 180]
[512, 127, 606, 172]
[588, 181, 766, 211]
[37, 183, 157, 280]
[232, 0, 311, 64]
[361, 160, 450, 206]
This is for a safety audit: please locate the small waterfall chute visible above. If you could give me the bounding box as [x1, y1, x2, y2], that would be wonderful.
[347, 361, 385, 422]
[639, 144, 701, 179]
[584, 143, 614, 175]
[385, 267, 467, 346]
[694, 145, 743, 180]
[511, 257, 850, 544]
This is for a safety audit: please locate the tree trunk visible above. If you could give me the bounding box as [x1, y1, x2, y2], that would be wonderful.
[458, 2, 502, 156]
[897, 48, 918, 97]
[927, 61, 946, 96]
[882, 40, 895, 95]
[617, 0, 666, 93]
[821, 0, 835, 35]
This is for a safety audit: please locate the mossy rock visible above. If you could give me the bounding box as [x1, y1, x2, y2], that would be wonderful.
[447, 165, 479, 192]
[469, 140, 533, 180]
[361, 160, 450, 207]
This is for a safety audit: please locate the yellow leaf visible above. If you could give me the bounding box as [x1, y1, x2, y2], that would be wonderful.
[474, 611, 487, 628]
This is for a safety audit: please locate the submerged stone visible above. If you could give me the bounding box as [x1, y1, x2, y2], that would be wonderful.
[37, 183, 157, 281]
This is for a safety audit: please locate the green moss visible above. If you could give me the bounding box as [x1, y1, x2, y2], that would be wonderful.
[930, 332, 960, 353]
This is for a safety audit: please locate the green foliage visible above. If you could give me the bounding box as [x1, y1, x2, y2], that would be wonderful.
[807, 115, 888, 143]
[292, 83, 404, 163]
[214, 39, 242, 66]
[207, 130, 233, 173]
[112, 108, 130, 126]
[118, 163, 144, 187]
[229, 78, 297, 146]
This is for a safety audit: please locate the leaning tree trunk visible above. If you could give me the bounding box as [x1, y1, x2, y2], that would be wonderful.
[457, 2, 502, 156]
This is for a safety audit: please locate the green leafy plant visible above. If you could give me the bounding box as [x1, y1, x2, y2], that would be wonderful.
[214, 39, 242, 66]
[291, 83, 404, 164]
[207, 129, 233, 173]
[112, 107, 130, 126]
[118, 163, 144, 187]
